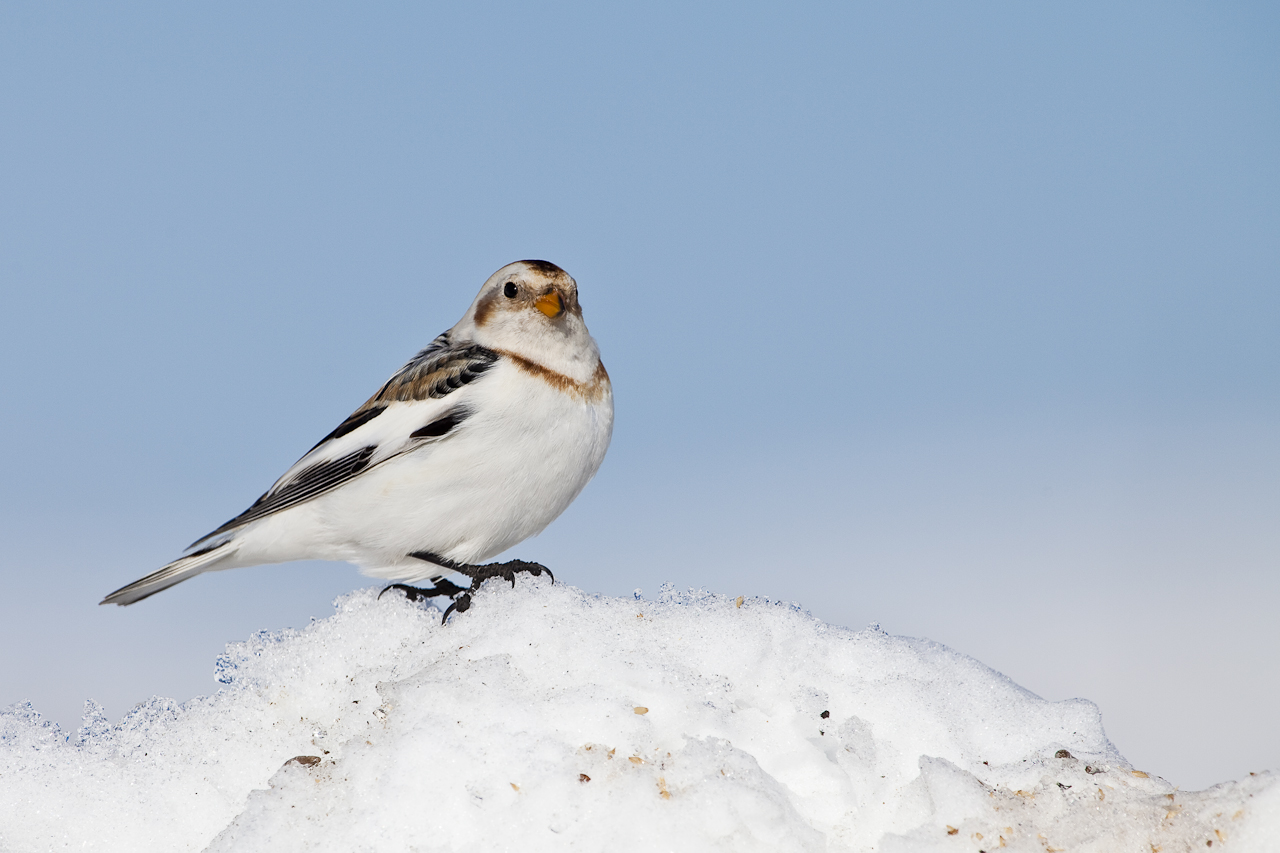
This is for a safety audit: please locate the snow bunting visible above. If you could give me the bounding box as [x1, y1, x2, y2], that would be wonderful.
[102, 260, 613, 619]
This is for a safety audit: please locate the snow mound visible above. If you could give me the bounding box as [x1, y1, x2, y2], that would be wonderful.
[2, 580, 1276, 851]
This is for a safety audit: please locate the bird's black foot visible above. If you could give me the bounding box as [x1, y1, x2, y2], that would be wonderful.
[393, 552, 555, 624]
[377, 577, 469, 604]
[454, 559, 555, 588]
[438, 559, 554, 623]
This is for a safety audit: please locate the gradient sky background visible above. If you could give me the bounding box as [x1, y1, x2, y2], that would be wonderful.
[1, 2, 1276, 791]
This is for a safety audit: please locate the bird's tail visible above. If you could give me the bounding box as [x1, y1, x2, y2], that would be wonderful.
[100, 541, 238, 606]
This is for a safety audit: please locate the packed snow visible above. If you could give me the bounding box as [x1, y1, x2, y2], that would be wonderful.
[1, 579, 1276, 852]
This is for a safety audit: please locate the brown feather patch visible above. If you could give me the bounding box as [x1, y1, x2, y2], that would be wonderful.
[494, 350, 611, 402]
[472, 288, 500, 328]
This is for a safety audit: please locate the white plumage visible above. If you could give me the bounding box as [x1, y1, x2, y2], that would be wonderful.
[102, 260, 613, 607]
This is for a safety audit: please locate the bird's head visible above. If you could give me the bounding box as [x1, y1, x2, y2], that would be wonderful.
[457, 260, 598, 375]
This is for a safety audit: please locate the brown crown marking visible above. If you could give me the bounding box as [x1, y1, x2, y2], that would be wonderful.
[518, 259, 566, 275]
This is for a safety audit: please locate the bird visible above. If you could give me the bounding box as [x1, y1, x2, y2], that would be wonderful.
[101, 260, 613, 620]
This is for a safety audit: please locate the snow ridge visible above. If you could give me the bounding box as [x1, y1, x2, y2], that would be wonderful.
[1, 580, 1276, 851]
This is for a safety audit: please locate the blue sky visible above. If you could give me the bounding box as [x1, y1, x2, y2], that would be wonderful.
[1, 2, 1276, 790]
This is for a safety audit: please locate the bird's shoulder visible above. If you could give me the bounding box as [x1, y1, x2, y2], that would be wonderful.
[316, 333, 497, 442]
[283, 331, 501, 472]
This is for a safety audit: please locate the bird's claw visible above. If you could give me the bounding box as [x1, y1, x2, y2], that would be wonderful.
[441, 592, 471, 624]
[378, 582, 426, 603]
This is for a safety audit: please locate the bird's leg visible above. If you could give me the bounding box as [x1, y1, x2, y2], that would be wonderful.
[388, 552, 555, 623]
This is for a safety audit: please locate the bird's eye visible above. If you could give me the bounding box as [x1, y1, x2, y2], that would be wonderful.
[503, 282, 519, 298]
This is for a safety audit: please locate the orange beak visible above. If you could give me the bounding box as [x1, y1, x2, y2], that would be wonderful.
[534, 290, 564, 319]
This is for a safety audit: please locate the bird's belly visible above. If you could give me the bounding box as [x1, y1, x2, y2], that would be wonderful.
[302, 378, 612, 571]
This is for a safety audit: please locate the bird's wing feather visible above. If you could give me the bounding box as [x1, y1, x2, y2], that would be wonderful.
[189, 335, 499, 548]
